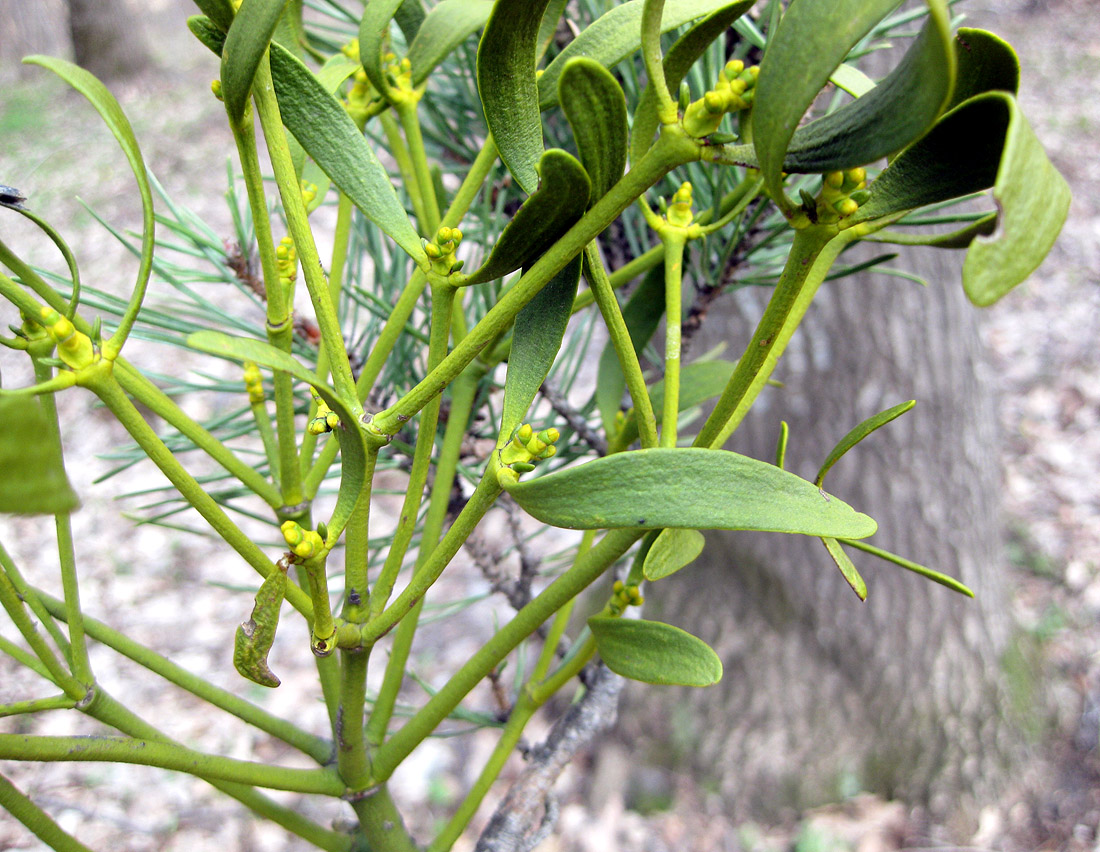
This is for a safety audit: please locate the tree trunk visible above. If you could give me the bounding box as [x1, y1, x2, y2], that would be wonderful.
[66, 0, 148, 81]
[625, 245, 1024, 825]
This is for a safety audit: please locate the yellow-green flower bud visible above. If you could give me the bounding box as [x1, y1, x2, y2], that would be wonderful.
[833, 197, 859, 218]
[243, 361, 265, 404]
[211, 79, 224, 100]
[724, 59, 745, 80]
[668, 182, 694, 228]
[825, 171, 845, 190]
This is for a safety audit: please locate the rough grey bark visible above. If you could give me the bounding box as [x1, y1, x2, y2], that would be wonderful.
[66, 0, 148, 81]
[626, 245, 1022, 823]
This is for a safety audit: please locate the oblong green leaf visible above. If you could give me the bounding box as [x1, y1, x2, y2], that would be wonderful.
[267, 44, 428, 266]
[504, 447, 877, 538]
[499, 255, 582, 442]
[947, 28, 1019, 111]
[193, 0, 235, 31]
[815, 400, 915, 487]
[752, 0, 906, 197]
[359, 0, 405, 98]
[538, 0, 742, 111]
[822, 537, 867, 601]
[775, 9, 954, 175]
[643, 527, 706, 581]
[395, 0, 426, 42]
[559, 58, 628, 205]
[841, 538, 973, 597]
[630, 1, 756, 165]
[0, 397, 79, 515]
[409, 0, 494, 87]
[221, 0, 287, 123]
[588, 616, 722, 686]
[25, 56, 154, 356]
[464, 149, 590, 285]
[855, 91, 1070, 305]
[477, 0, 553, 194]
[186, 331, 366, 545]
[187, 26, 427, 266]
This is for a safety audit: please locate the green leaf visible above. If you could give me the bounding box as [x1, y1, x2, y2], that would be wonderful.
[867, 213, 998, 249]
[775, 420, 789, 469]
[559, 58, 628, 205]
[0, 396, 79, 515]
[185, 331, 366, 546]
[536, 0, 569, 61]
[855, 91, 1070, 306]
[221, 0, 287, 123]
[233, 561, 288, 687]
[815, 400, 915, 487]
[272, 0, 306, 59]
[477, 0, 554, 194]
[395, 0, 426, 43]
[821, 537, 867, 601]
[499, 255, 582, 442]
[630, 1, 755, 165]
[359, 0, 405, 98]
[841, 538, 974, 597]
[643, 527, 706, 581]
[188, 14, 227, 53]
[267, 45, 429, 266]
[504, 448, 877, 538]
[192, 0, 235, 31]
[188, 26, 426, 266]
[538, 0, 745, 111]
[25, 56, 154, 355]
[464, 149, 590, 285]
[752, 0, 907, 198]
[947, 28, 1019, 111]
[588, 616, 722, 686]
[768, 5, 955, 177]
[408, 0, 494, 87]
[594, 263, 664, 437]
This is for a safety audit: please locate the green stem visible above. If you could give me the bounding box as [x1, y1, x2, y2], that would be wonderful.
[371, 128, 699, 436]
[0, 772, 96, 852]
[35, 589, 331, 762]
[660, 232, 686, 448]
[362, 468, 503, 650]
[249, 396, 282, 482]
[0, 694, 77, 718]
[0, 733, 344, 794]
[380, 109, 429, 232]
[349, 785, 419, 852]
[343, 448, 379, 621]
[0, 549, 84, 699]
[642, 0, 677, 123]
[372, 527, 640, 781]
[33, 358, 93, 684]
[90, 374, 314, 618]
[0, 633, 52, 679]
[336, 647, 372, 789]
[252, 55, 360, 416]
[694, 225, 855, 449]
[301, 191, 356, 473]
[0, 524, 72, 660]
[396, 98, 441, 234]
[365, 361, 479, 746]
[227, 97, 303, 506]
[368, 286, 457, 619]
[583, 243, 659, 448]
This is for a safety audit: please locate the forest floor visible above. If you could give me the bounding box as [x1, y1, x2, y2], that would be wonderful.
[0, 1, 1098, 850]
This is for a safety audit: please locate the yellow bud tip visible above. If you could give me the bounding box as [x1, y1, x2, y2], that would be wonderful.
[293, 541, 314, 559]
[517, 424, 534, 442]
[703, 91, 725, 114]
[613, 580, 625, 593]
[846, 167, 866, 185]
[725, 59, 744, 78]
[835, 198, 859, 217]
[211, 79, 223, 99]
[281, 520, 304, 546]
[541, 428, 560, 444]
[325, 411, 340, 428]
[825, 171, 845, 189]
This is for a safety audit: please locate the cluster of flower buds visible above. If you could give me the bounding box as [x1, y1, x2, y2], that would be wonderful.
[38, 307, 95, 370]
[682, 60, 759, 139]
[280, 520, 325, 561]
[606, 579, 644, 615]
[382, 51, 413, 93]
[798, 168, 870, 226]
[243, 361, 265, 405]
[300, 180, 318, 211]
[497, 424, 560, 485]
[275, 236, 297, 288]
[307, 390, 341, 435]
[659, 181, 695, 228]
[423, 226, 464, 276]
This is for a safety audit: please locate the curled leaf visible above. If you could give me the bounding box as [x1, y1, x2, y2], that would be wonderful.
[233, 561, 289, 687]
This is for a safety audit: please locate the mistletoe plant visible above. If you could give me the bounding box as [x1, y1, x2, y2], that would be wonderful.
[0, 0, 1068, 849]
